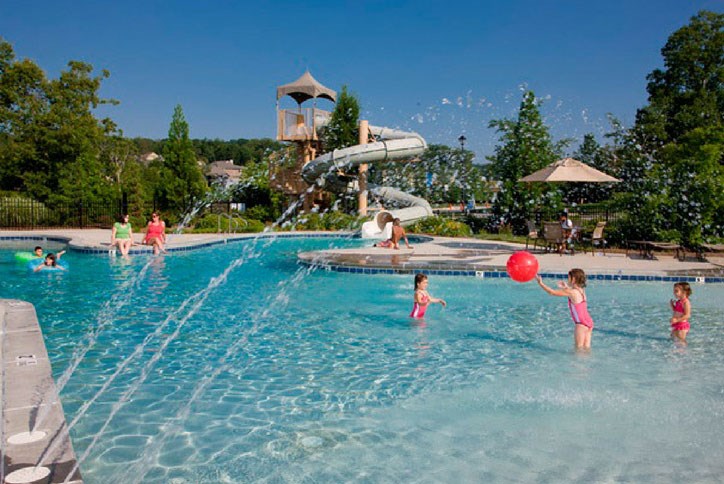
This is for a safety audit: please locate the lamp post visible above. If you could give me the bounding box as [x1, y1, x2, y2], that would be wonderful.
[458, 135, 467, 210]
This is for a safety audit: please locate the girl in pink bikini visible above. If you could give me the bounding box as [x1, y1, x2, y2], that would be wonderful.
[669, 282, 692, 344]
[536, 268, 594, 350]
[410, 273, 446, 319]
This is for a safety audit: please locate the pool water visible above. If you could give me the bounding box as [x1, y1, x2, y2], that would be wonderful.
[2, 236, 724, 483]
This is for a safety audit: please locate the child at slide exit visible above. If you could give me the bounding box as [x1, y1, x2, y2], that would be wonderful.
[535, 268, 594, 350]
[669, 282, 692, 344]
[410, 273, 447, 319]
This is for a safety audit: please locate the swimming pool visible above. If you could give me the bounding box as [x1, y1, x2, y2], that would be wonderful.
[2, 236, 724, 483]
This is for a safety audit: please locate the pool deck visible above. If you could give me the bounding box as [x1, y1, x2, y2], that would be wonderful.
[2, 229, 723, 281]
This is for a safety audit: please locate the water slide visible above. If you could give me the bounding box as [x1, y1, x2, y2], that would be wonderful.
[300, 124, 433, 239]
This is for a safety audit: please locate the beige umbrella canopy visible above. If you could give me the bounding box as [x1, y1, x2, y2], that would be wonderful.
[519, 158, 620, 183]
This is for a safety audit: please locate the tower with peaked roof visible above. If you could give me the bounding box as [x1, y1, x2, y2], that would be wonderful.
[273, 71, 337, 206]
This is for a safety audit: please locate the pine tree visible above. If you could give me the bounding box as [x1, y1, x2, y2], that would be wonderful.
[158, 105, 207, 215]
[487, 91, 561, 234]
[322, 86, 360, 152]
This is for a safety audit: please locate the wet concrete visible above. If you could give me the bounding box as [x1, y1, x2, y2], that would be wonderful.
[1, 300, 82, 483]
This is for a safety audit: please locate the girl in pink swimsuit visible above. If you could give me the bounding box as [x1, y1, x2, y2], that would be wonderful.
[410, 273, 447, 319]
[536, 268, 594, 350]
[669, 282, 692, 344]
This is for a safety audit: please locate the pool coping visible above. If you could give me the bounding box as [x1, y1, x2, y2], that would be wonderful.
[2, 230, 723, 283]
[1, 299, 83, 483]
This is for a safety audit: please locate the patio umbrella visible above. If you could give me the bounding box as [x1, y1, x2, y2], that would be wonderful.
[519, 158, 620, 183]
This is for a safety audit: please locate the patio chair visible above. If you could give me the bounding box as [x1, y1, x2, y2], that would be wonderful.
[582, 221, 608, 256]
[699, 243, 724, 263]
[542, 222, 564, 255]
[525, 220, 543, 251]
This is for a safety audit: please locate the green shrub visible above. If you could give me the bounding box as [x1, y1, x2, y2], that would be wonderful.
[0, 196, 51, 227]
[191, 213, 265, 233]
[281, 211, 364, 231]
[408, 216, 472, 237]
[244, 205, 273, 223]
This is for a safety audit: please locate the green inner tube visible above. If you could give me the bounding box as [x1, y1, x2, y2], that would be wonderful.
[14, 252, 40, 263]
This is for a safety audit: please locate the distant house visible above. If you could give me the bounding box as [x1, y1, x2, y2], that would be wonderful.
[207, 160, 242, 183]
[139, 152, 163, 165]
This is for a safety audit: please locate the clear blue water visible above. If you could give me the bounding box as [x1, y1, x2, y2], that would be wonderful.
[2, 236, 724, 483]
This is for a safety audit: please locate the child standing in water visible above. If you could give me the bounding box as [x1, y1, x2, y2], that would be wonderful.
[536, 268, 594, 350]
[410, 273, 446, 319]
[669, 282, 692, 344]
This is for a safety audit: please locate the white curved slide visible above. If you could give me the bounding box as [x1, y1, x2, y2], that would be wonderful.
[300, 125, 433, 239]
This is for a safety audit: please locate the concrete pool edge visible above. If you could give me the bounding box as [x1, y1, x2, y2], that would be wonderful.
[1, 299, 82, 483]
[2, 230, 722, 282]
[297, 235, 724, 283]
[0, 230, 357, 255]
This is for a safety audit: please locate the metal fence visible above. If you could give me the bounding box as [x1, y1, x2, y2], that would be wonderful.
[0, 197, 124, 229]
[533, 205, 625, 228]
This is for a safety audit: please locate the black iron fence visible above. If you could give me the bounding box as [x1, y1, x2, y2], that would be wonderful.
[533, 205, 624, 229]
[0, 197, 125, 229]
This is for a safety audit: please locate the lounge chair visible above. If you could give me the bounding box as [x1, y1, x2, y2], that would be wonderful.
[699, 243, 724, 263]
[626, 241, 684, 260]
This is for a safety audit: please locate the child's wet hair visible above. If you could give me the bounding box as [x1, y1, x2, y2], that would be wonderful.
[674, 282, 692, 297]
[568, 268, 587, 287]
[414, 273, 428, 289]
[46, 253, 57, 266]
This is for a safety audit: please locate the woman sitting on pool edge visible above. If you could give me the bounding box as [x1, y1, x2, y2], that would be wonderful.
[143, 212, 167, 255]
[111, 214, 133, 257]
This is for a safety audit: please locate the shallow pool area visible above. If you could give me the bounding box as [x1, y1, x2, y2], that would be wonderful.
[2, 235, 724, 483]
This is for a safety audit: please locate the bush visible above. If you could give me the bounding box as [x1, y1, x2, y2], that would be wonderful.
[408, 216, 472, 237]
[281, 211, 364, 231]
[0, 196, 51, 227]
[191, 213, 265, 233]
[243, 205, 273, 223]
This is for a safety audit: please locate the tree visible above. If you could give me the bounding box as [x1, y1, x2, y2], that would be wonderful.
[621, 10, 724, 245]
[368, 144, 490, 206]
[486, 90, 563, 233]
[44, 61, 117, 204]
[636, 10, 723, 149]
[321, 85, 360, 152]
[158, 105, 207, 215]
[0, 39, 47, 194]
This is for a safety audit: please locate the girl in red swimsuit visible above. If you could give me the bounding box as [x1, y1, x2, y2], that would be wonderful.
[669, 282, 692, 344]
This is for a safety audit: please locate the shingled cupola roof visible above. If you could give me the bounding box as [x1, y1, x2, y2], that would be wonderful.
[276, 71, 336, 104]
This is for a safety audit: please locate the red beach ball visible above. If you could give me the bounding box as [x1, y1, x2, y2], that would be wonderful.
[506, 251, 539, 283]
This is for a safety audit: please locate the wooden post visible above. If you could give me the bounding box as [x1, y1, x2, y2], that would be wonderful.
[358, 120, 369, 216]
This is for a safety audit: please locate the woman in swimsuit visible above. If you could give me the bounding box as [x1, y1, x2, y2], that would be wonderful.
[111, 214, 133, 257]
[536, 268, 594, 350]
[669, 282, 692, 344]
[143, 212, 167, 255]
[410, 273, 447, 319]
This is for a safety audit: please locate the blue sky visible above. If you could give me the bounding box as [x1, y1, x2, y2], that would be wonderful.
[1, 0, 720, 162]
